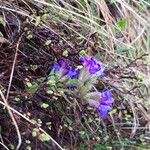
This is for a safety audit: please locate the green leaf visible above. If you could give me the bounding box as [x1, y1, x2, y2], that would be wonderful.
[32, 128, 39, 137]
[62, 50, 68, 57]
[41, 103, 49, 109]
[66, 117, 72, 125]
[118, 19, 127, 30]
[14, 97, 20, 102]
[116, 46, 133, 54]
[12, 97, 21, 104]
[55, 103, 64, 114]
[41, 14, 48, 21]
[60, 92, 71, 104]
[39, 134, 50, 142]
[27, 34, 33, 39]
[32, 131, 37, 137]
[0, 17, 6, 26]
[79, 50, 86, 56]
[26, 146, 32, 150]
[109, 109, 117, 115]
[79, 131, 91, 140]
[46, 90, 53, 94]
[79, 143, 88, 150]
[35, 16, 41, 26]
[47, 79, 56, 85]
[66, 79, 78, 86]
[45, 40, 51, 46]
[95, 144, 112, 150]
[8, 144, 15, 150]
[109, 0, 116, 4]
[26, 83, 39, 94]
[36, 77, 46, 83]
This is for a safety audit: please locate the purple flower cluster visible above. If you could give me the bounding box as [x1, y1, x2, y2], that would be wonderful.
[80, 57, 105, 77]
[51, 57, 114, 119]
[52, 60, 79, 79]
[52, 57, 105, 79]
[97, 90, 114, 118]
[87, 90, 114, 119]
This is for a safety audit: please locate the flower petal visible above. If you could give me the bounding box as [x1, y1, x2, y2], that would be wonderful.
[101, 90, 114, 105]
[68, 68, 80, 79]
[98, 105, 112, 118]
[80, 57, 105, 77]
[52, 64, 61, 72]
[89, 63, 101, 74]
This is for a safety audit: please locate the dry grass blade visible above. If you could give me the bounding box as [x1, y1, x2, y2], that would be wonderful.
[0, 141, 9, 150]
[128, 100, 138, 138]
[5, 34, 23, 102]
[116, 0, 147, 24]
[110, 114, 125, 150]
[0, 90, 22, 150]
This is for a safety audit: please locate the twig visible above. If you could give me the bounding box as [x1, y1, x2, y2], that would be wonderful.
[5, 34, 23, 102]
[1, 34, 24, 149]
[128, 100, 138, 138]
[0, 90, 22, 150]
[0, 141, 9, 150]
[108, 53, 148, 74]
[125, 53, 148, 69]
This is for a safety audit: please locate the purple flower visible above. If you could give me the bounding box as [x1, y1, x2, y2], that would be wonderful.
[52, 64, 61, 72]
[52, 60, 69, 75]
[51, 60, 80, 88]
[59, 60, 67, 69]
[68, 68, 80, 79]
[97, 90, 114, 118]
[80, 56, 105, 77]
[66, 68, 79, 88]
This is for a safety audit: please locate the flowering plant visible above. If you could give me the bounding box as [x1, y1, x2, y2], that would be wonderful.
[87, 90, 114, 118]
[48, 56, 114, 119]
